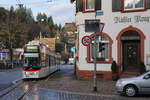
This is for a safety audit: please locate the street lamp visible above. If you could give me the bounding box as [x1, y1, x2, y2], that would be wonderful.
[39, 19, 44, 45]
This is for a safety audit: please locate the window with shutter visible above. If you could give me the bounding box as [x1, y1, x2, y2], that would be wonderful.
[79, 0, 83, 11]
[76, 0, 83, 12]
[96, 0, 101, 10]
[146, 0, 150, 9]
[112, 0, 122, 12]
[122, 0, 146, 12]
[83, 0, 102, 13]
[85, 0, 95, 11]
[83, 0, 96, 12]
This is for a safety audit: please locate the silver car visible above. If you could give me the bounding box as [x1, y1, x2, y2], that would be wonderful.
[116, 71, 150, 97]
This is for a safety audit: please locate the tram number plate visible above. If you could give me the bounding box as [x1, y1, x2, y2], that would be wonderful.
[26, 72, 34, 77]
[29, 72, 34, 75]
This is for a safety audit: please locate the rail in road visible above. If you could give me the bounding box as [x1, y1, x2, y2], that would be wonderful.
[0, 65, 149, 100]
[0, 69, 59, 100]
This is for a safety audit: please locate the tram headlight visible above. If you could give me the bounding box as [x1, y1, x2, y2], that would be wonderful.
[34, 72, 37, 75]
[24, 72, 27, 75]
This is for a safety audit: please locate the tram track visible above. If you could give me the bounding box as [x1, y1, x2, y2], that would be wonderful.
[0, 70, 58, 100]
[18, 76, 52, 100]
[18, 80, 39, 100]
[0, 79, 39, 100]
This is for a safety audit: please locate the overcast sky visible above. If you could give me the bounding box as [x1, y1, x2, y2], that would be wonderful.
[0, 0, 75, 26]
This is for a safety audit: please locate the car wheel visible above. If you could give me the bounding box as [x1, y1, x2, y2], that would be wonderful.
[125, 85, 137, 97]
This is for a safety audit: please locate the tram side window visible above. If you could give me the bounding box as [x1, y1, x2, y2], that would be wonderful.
[53, 56, 55, 65]
[49, 55, 51, 67]
[46, 55, 49, 67]
[50, 56, 54, 66]
[56, 57, 58, 65]
[54, 57, 56, 65]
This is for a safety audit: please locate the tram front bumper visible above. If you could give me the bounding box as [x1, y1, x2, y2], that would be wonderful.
[23, 72, 39, 79]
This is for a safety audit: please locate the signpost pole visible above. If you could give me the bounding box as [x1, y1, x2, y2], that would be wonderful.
[93, 32, 97, 91]
[84, 19, 104, 92]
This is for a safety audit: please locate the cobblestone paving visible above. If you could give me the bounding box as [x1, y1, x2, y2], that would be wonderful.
[23, 88, 150, 100]
[1, 65, 150, 100]
[38, 65, 116, 95]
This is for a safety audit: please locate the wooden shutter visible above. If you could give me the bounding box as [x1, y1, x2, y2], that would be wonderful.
[76, 0, 83, 12]
[146, 0, 150, 9]
[112, 0, 122, 12]
[79, 0, 83, 12]
[96, 0, 101, 10]
[76, 0, 79, 12]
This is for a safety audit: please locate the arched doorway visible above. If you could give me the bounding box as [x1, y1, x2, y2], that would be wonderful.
[117, 26, 145, 74]
[121, 30, 140, 71]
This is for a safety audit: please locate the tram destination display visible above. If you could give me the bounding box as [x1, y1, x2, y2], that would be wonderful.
[24, 45, 39, 53]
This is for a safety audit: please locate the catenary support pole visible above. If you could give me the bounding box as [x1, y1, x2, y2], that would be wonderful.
[93, 32, 97, 91]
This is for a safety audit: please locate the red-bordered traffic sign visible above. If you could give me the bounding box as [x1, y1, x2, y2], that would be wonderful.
[81, 36, 92, 46]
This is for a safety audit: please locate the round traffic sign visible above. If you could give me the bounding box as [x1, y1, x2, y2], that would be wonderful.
[81, 36, 92, 46]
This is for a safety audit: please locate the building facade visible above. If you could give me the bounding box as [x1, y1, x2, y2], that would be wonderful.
[74, 0, 150, 80]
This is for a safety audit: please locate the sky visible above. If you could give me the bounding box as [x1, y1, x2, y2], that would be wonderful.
[0, 0, 75, 26]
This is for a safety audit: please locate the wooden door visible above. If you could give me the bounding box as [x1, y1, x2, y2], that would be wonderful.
[123, 41, 140, 70]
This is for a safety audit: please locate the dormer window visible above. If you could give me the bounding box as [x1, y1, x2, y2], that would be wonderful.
[85, 0, 95, 11]
[123, 0, 146, 12]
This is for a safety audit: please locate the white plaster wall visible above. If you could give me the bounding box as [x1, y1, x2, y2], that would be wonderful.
[76, 0, 150, 71]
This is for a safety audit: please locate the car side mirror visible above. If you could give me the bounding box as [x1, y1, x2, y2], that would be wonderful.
[143, 75, 149, 80]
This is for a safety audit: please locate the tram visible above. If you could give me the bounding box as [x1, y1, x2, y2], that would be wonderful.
[22, 43, 61, 79]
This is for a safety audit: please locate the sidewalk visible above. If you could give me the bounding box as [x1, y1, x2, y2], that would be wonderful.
[36, 65, 150, 100]
[38, 65, 116, 95]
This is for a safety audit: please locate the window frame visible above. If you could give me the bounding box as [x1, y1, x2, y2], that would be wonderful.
[122, 0, 146, 12]
[86, 32, 113, 64]
[90, 37, 109, 62]
[83, 0, 96, 12]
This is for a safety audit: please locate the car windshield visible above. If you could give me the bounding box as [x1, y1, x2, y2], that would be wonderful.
[24, 57, 40, 71]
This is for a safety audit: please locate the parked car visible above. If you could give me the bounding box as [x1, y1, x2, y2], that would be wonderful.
[116, 70, 150, 97]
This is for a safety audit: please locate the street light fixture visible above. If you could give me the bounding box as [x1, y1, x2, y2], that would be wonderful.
[39, 19, 44, 45]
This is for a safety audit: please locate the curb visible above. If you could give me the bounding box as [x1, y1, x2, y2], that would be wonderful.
[39, 88, 148, 100]
[39, 88, 119, 98]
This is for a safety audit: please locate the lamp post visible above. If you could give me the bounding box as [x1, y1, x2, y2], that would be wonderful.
[39, 19, 44, 45]
[93, 31, 97, 91]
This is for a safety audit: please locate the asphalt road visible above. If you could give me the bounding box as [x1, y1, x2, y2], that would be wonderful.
[0, 67, 22, 91]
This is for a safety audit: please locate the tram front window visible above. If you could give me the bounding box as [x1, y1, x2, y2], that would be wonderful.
[24, 57, 40, 71]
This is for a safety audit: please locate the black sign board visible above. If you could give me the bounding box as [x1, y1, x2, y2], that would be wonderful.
[85, 20, 100, 32]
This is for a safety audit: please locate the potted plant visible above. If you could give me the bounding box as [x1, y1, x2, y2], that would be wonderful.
[139, 62, 146, 74]
[111, 61, 118, 81]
